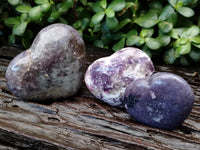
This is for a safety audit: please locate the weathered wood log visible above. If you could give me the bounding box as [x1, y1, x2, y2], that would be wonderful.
[0, 45, 200, 150]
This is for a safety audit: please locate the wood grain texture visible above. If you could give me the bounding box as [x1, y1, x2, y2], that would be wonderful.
[0, 45, 200, 150]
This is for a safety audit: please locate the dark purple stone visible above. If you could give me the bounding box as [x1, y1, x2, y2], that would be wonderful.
[124, 72, 194, 130]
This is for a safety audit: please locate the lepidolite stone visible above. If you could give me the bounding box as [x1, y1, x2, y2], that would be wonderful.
[84, 47, 154, 106]
[124, 72, 194, 130]
[6, 23, 85, 101]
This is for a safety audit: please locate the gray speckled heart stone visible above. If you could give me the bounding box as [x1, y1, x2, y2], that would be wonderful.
[6, 23, 85, 101]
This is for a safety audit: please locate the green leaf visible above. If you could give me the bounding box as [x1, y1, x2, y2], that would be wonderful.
[29, 6, 43, 21]
[13, 22, 28, 36]
[80, 0, 87, 6]
[57, 0, 74, 14]
[93, 24, 101, 32]
[91, 1, 104, 13]
[8, 0, 21, 6]
[113, 18, 131, 32]
[158, 5, 174, 21]
[175, 1, 184, 9]
[140, 28, 154, 38]
[167, 12, 177, 26]
[174, 38, 188, 48]
[73, 20, 82, 29]
[112, 32, 126, 40]
[138, 38, 145, 45]
[20, 13, 28, 22]
[164, 48, 176, 64]
[35, 0, 48, 4]
[41, 3, 51, 13]
[168, 0, 177, 7]
[191, 36, 200, 44]
[189, 47, 200, 62]
[22, 30, 34, 48]
[158, 35, 171, 47]
[170, 28, 185, 39]
[49, 0, 54, 4]
[146, 38, 162, 50]
[91, 11, 105, 25]
[142, 45, 152, 58]
[22, 37, 31, 48]
[16, 5, 31, 13]
[177, 28, 186, 34]
[4, 17, 20, 26]
[125, 29, 137, 38]
[192, 43, 200, 48]
[100, 0, 107, 9]
[106, 16, 118, 30]
[170, 29, 179, 39]
[8, 34, 15, 44]
[158, 21, 173, 33]
[47, 7, 59, 22]
[176, 42, 191, 55]
[81, 18, 90, 31]
[102, 21, 110, 32]
[179, 38, 188, 44]
[108, 0, 125, 12]
[126, 36, 140, 46]
[58, 16, 68, 24]
[112, 38, 125, 51]
[101, 22, 112, 44]
[94, 40, 104, 48]
[181, 25, 200, 38]
[105, 8, 115, 18]
[135, 10, 158, 28]
[177, 7, 194, 17]
[178, 0, 195, 6]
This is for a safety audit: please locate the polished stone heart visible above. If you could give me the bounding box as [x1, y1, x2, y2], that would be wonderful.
[84, 47, 154, 106]
[6, 23, 85, 102]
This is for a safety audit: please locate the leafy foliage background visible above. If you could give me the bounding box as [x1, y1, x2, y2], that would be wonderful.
[0, 0, 200, 65]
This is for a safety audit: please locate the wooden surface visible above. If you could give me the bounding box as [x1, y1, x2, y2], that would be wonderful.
[0, 45, 200, 150]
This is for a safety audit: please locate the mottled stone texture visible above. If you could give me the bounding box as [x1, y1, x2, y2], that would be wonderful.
[6, 23, 86, 101]
[85, 47, 154, 106]
[124, 72, 194, 130]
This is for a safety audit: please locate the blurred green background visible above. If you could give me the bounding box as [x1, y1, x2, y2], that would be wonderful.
[0, 0, 199, 65]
